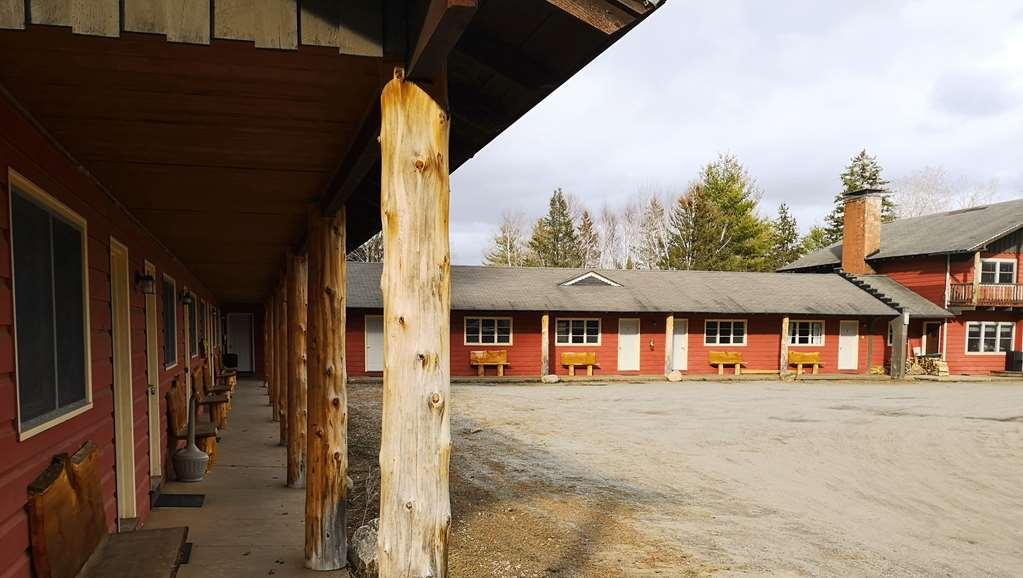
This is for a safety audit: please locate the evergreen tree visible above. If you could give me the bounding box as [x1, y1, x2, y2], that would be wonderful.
[663, 183, 732, 270]
[483, 212, 528, 267]
[347, 231, 384, 262]
[800, 225, 831, 254]
[526, 188, 582, 267]
[637, 196, 668, 269]
[822, 149, 896, 244]
[577, 210, 601, 268]
[768, 203, 803, 270]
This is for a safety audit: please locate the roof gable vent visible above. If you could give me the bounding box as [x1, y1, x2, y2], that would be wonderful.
[560, 271, 622, 287]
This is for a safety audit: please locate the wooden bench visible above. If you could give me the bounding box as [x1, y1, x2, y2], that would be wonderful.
[167, 379, 218, 468]
[193, 367, 231, 430]
[561, 351, 599, 376]
[709, 351, 745, 375]
[28, 441, 188, 578]
[788, 351, 824, 376]
[469, 350, 510, 376]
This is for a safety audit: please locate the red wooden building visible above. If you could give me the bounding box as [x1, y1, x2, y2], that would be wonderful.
[782, 191, 1023, 375]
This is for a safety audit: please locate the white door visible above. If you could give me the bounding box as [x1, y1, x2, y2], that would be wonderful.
[618, 318, 641, 371]
[143, 261, 162, 477]
[838, 320, 859, 370]
[227, 313, 254, 372]
[365, 315, 384, 372]
[671, 318, 688, 371]
[110, 239, 137, 520]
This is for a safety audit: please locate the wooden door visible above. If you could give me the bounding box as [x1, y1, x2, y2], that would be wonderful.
[671, 318, 688, 371]
[618, 318, 641, 371]
[923, 322, 941, 355]
[365, 315, 384, 372]
[110, 238, 137, 519]
[838, 320, 859, 370]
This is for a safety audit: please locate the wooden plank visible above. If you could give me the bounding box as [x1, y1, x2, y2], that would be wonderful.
[561, 351, 597, 366]
[30, 0, 70, 26]
[254, 0, 298, 50]
[304, 208, 349, 571]
[540, 312, 549, 376]
[663, 314, 673, 376]
[339, 0, 383, 57]
[123, 0, 165, 34]
[214, 0, 254, 41]
[545, 0, 634, 35]
[286, 253, 308, 489]
[300, 0, 340, 47]
[407, 0, 478, 82]
[165, 0, 210, 45]
[80, 528, 188, 578]
[378, 69, 452, 578]
[469, 350, 507, 365]
[779, 316, 789, 376]
[71, 0, 119, 37]
[0, 0, 25, 29]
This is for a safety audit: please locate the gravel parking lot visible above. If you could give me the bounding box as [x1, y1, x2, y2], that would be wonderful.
[447, 380, 1023, 576]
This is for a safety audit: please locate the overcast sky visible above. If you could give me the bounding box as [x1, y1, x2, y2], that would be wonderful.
[446, 1, 1023, 265]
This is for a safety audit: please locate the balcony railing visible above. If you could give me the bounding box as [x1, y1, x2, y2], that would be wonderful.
[949, 283, 1023, 306]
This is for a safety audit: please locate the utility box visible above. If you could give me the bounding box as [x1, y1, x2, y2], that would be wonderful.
[1008, 351, 1023, 372]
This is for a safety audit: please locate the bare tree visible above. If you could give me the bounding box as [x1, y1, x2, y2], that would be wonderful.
[597, 204, 621, 269]
[637, 195, 669, 269]
[892, 166, 999, 218]
[347, 231, 383, 262]
[483, 211, 529, 267]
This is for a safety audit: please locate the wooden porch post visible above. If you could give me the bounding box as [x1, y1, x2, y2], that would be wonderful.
[890, 313, 908, 379]
[378, 68, 452, 578]
[305, 208, 349, 570]
[287, 253, 309, 488]
[540, 312, 550, 376]
[972, 251, 981, 306]
[779, 316, 790, 376]
[265, 299, 273, 397]
[269, 296, 278, 417]
[277, 280, 288, 446]
[663, 314, 674, 377]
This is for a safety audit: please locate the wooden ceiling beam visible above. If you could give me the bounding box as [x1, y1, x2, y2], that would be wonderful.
[545, 0, 636, 35]
[407, 0, 477, 82]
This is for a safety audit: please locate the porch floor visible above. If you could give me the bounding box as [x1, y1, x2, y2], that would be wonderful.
[146, 378, 350, 577]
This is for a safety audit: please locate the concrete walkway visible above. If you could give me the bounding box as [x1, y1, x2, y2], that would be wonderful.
[146, 379, 350, 577]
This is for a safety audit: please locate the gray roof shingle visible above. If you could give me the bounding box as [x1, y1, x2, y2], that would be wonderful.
[780, 197, 1023, 271]
[347, 263, 899, 317]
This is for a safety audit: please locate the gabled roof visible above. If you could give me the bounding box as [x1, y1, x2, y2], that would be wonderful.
[347, 263, 900, 317]
[780, 198, 1023, 271]
[850, 275, 953, 319]
[559, 271, 622, 287]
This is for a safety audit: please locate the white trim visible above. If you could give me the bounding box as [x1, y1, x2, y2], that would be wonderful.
[838, 320, 860, 370]
[965, 321, 1015, 355]
[788, 319, 825, 347]
[979, 258, 1016, 284]
[364, 314, 384, 372]
[162, 274, 178, 369]
[144, 260, 162, 477]
[463, 316, 514, 346]
[703, 319, 748, 347]
[10, 169, 94, 441]
[560, 271, 622, 287]
[554, 317, 602, 346]
[616, 317, 641, 371]
[109, 237, 137, 519]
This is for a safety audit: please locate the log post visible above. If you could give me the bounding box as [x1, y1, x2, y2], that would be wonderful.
[378, 68, 452, 578]
[663, 314, 674, 377]
[890, 313, 908, 379]
[264, 299, 272, 393]
[287, 253, 309, 488]
[779, 316, 790, 376]
[277, 280, 288, 446]
[972, 251, 981, 306]
[269, 296, 278, 416]
[305, 208, 349, 570]
[540, 312, 550, 376]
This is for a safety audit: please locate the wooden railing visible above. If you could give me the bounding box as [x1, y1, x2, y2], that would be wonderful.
[949, 283, 1023, 306]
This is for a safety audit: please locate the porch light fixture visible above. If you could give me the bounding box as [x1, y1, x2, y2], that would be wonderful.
[134, 271, 157, 295]
[180, 291, 194, 305]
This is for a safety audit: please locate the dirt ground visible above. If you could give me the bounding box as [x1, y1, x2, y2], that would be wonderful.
[346, 380, 1023, 577]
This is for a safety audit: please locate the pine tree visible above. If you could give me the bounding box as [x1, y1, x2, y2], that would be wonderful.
[663, 183, 731, 270]
[637, 196, 668, 269]
[822, 149, 896, 244]
[768, 203, 803, 270]
[577, 210, 601, 268]
[526, 188, 582, 267]
[800, 225, 831, 254]
[483, 212, 528, 267]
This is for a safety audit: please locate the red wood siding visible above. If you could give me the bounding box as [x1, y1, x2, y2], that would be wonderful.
[452, 311, 542, 377]
[943, 312, 1021, 375]
[875, 256, 949, 306]
[0, 95, 216, 576]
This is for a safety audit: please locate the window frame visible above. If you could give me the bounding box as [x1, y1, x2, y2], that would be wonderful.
[704, 319, 748, 347]
[555, 317, 602, 346]
[162, 274, 178, 369]
[187, 291, 198, 359]
[965, 321, 1015, 355]
[463, 316, 514, 346]
[9, 169, 94, 440]
[788, 320, 825, 347]
[980, 259, 1016, 285]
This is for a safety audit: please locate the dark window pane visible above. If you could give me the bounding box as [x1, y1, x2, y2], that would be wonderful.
[12, 191, 57, 423]
[465, 318, 480, 343]
[163, 279, 177, 365]
[496, 319, 511, 344]
[571, 320, 584, 343]
[586, 320, 599, 336]
[188, 299, 197, 354]
[556, 320, 569, 343]
[51, 217, 86, 407]
[998, 324, 1013, 352]
[998, 263, 1014, 284]
[706, 321, 718, 342]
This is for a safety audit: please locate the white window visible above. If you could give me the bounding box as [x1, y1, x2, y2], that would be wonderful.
[10, 170, 92, 438]
[980, 260, 1015, 284]
[705, 319, 747, 346]
[966, 322, 1015, 354]
[464, 317, 512, 345]
[789, 320, 824, 346]
[556, 318, 601, 345]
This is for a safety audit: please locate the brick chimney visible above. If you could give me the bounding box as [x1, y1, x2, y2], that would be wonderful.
[841, 188, 883, 275]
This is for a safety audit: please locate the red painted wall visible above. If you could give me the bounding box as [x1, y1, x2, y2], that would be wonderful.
[875, 256, 948, 306]
[943, 312, 1021, 375]
[0, 96, 216, 577]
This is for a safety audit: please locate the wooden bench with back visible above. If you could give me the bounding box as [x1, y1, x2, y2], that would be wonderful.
[193, 366, 231, 430]
[561, 351, 599, 376]
[166, 378, 219, 468]
[709, 351, 745, 375]
[27, 441, 188, 578]
[788, 351, 824, 376]
[469, 350, 510, 376]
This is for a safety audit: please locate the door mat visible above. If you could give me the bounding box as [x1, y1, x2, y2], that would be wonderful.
[155, 493, 205, 508]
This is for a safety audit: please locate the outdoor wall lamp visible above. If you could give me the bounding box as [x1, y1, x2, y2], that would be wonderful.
[180, 291, 194, 305]
[134, 271, 157, 295]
